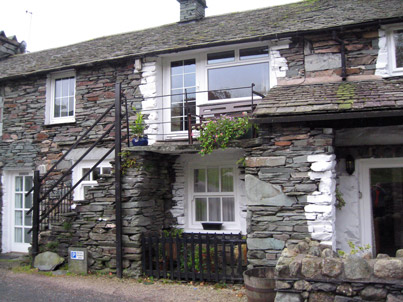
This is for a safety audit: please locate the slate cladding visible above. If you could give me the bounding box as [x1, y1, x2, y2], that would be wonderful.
[0, 0, 403, 81]
[254, 78, 403, 117]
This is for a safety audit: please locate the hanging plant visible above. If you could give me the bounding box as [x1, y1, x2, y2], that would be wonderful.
[197, 115, 250, 156]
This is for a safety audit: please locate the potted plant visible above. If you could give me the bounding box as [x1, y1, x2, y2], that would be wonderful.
[130, 111, 148, 146]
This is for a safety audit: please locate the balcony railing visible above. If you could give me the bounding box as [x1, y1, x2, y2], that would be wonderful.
[129, 84, 265, 145]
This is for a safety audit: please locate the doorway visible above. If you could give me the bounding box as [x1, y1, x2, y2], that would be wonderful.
[2, 171, 33, 253]
[360, 159, 403, 256]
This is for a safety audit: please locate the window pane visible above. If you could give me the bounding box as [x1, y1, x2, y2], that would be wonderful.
[55, 79, 62, 98]
[102, 167, 112, 175]
[171, 60, 184, 75]
[15, 194, 23, 208]
[221, 168, 234, 192]
[82, 168, 91, 181]
[54, 98, 61, 118]
[15, 176, 23, 192]
[195, 198, 207, 221]
[24, 176, 33, 192]
[60, 97, 69, 117]
[83, 185, 92, 197]
[93, 168, 101, 180]
[69, 97, 74, 117]
[15, 210, 23, 225]
[240, 46, 269, 60]
[14, 228, 22, 243]
[184, 74, 196, 87]
[184, 59, 196, 73]
[208, 62, 269, 100]
[24, 228, 31, 244]
[171, 117, 181, 132]
[207, 168, 219, 192]
[171, 75, 183, 89]
[24, 211, 32, 226]
[222, 197, 235, 221]
[62, 78, 69, 97]
[208, 197, 221, 221]
[194, 169, 206, 192]
[394, 30, 403, 68]
[69, 78, 75, 95]
[25, 194, 32, 209]
[208, 51, 235, 64]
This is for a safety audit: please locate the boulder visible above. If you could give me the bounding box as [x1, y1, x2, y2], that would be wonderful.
[34, 251, 64, 271]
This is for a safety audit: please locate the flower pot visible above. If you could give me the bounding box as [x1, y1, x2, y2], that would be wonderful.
[132, 136, 148, 146]
[202, 222, 222, 230]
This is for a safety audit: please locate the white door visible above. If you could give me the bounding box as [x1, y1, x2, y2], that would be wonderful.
[360, 158, 403, 256]
[2, 171, 33, 253]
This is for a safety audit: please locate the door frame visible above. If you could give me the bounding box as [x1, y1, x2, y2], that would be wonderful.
[1, 170, 33, 253]
[359, 157, 403, 255]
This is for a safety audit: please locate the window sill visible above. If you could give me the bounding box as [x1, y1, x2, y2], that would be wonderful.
[184, 228, 242, 235]
[45, 118, 76, 126]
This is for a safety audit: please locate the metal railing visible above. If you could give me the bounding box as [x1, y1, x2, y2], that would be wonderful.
[129, 84, 265, 144]
[27, 84, 127, 277]
[142, 232, 247, 283]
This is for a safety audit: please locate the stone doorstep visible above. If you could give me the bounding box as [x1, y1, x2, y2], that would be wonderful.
[0, 253, 29, 269]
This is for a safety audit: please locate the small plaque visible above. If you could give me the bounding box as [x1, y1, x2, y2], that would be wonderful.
[70, 250, 84, 260]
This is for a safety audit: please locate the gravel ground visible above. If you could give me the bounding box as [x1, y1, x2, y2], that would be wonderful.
[0, 267, 247, 302]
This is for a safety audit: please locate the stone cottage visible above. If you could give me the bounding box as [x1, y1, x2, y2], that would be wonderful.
[0, 0, 403, 279]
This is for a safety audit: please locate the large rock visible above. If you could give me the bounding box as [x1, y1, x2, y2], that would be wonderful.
[360, 286, 387, 300]
[34, 251, 64, 271]
[275, 292, 302, 302]
[344, 255, 371, 280]
[374, 259, 403, 279]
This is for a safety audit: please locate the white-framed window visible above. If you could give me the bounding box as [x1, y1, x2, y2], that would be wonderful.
[387, 27, 403, 74]
[45, 70, 76, 124]
[187, 163, 240, 232]
[162, 42, 270, 135]
[72, 161, 112, 200]
[0, 96, 3, 135]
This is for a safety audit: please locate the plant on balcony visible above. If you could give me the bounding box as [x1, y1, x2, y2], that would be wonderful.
[130, 110, 148, 146]
[197, 115, 250, 156]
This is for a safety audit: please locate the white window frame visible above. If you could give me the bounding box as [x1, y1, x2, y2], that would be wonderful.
[359, 157, 403, 255]
[186, 160, 241, 233]
[386, 25, 403, 76]
[45, 70, 76, 125]
[72, 160, 112, 201]
[0, 96, 3, 135]
[162, 42, 271, 138]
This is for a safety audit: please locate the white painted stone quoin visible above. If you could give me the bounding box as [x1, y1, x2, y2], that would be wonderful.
[306, 154, 337, 247]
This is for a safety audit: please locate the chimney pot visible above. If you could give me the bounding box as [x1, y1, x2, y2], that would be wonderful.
[177, 0, 207, 23]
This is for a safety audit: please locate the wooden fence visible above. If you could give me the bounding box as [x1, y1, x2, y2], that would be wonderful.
[142, 232, 247, 283]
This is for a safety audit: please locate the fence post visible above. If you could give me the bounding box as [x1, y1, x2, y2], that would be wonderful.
[115, 82, 123, 278]
[31, 170, 40, 266]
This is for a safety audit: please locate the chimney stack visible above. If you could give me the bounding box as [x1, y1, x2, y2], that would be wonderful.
[0, 31, 26, 60]
[177, 0, 207, 23]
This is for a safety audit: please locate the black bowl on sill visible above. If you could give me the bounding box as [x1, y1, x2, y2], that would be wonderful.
[202, 222, 222, 230]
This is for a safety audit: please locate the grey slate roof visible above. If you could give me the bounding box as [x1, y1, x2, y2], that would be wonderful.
[1, 0, 403, 81]
[254, 78, 403, 117]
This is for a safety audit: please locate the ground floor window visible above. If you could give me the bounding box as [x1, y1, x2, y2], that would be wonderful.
[188, 164, 240, 231]
[73, 161, 112, 200]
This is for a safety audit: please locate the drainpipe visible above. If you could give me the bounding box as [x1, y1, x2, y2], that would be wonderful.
[333, 31, 347, 81]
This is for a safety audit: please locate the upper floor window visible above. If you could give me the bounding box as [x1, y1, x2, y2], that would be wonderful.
[163, 43, 270, 134]
[46, 70, 76, 124]
[207, 46, 269, 100]
[391, 29, 403, 70]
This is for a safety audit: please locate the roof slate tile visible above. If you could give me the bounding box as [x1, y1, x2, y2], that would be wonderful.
[1, 0, 403, 80]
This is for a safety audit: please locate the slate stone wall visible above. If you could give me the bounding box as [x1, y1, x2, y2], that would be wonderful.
[244, 124, 335, 268]
[279, 26, 379, 85]
[0, 60, 140, 253]
[275, 239, 403, 302]
[39, 150, 176, 276]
